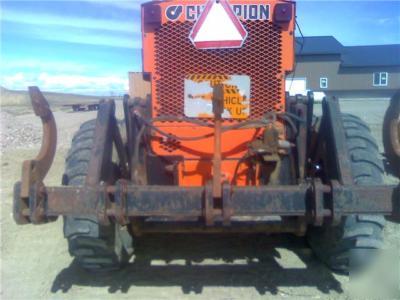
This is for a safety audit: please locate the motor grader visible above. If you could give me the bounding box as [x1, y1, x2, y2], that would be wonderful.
[13, 0, 400, 274]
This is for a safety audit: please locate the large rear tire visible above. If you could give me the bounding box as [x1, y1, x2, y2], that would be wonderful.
[308, 113, 385, 274]
[63, 120, 133, 272]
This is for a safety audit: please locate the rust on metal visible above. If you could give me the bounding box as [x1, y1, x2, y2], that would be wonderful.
[15, 87, 57, 225]
[20, 161, 34, 201]
[85, 100, 115, 187]
[114, 180, 129, 225]
[13, 182, 29, 224]
[112, 118, 129, 178]
[13, 179, 400, 226]
[28, 182, 47, 224]
[131, 219, 305, 235]
[29, 86, 52, 119]
[20, 87, 57, 198]
[212, 84, 224, 199]
[230, 184, 310, 216]
[312, 179, 327, 226]
[331, 182, 397, 214]
[323, 97, 354, 185]
[294, 97, 308, 180]
[97, 181, 111, 225]
[11, 87, 400, 229]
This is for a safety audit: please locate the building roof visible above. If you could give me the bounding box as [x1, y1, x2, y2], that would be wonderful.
[296, 36, 400, 68]
[295, 36, 343, 55]
[341, 45, 400, 67]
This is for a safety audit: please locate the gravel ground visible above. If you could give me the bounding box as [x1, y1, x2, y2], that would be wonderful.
[1, 99, 399, 300]
[0, 111, 42, 149]
[0, 108, 99, 150]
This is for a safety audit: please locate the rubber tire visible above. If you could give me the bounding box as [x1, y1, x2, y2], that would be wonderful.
[382, 92, 400, 177]
[307, 113, 385, 274]
[63, 120, 132, 272]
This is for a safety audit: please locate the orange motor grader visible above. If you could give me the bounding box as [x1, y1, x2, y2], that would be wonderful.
[13, 0, 399, 274]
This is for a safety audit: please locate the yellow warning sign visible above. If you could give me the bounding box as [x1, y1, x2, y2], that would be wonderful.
[184, 74, 250, 119]
[187, 74, 230, 87]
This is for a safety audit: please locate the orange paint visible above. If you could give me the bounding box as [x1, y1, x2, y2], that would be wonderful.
[141, 0, 295, 187]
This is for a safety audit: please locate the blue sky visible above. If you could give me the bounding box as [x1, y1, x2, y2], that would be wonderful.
[1, 0, 399, 95]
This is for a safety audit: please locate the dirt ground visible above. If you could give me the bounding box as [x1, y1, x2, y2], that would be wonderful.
[1, 99, 399, 299]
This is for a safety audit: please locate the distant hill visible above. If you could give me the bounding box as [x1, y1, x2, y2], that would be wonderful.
[0, 86, 102, 106]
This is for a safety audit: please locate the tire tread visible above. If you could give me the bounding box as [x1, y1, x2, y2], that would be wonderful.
[308, 113, 385, 274]
[63, 119, 128, 272]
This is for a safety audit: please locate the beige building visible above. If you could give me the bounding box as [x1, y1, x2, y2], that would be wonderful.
[288, 36, 400, 98]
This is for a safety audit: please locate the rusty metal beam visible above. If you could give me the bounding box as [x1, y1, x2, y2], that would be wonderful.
[132, 219, 305, 235]
[331, 182, 399, 214]
[230, 184, 309, 216]
[21, 87, 57, 197]
[14, 182, 400, 225]
[85, 100, 115, 186]
[112, 117, 129, 178]
[14, 87, 58, 225]
[212, 84, 224, 199]
[125, 185, 203, 217]
[322, 97, 354, 185]
[294, 96, 308, 180]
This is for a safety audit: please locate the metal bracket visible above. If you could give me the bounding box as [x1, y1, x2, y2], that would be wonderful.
[20, 87, 57, 198]
[14, 87, 58, 225]
[312, 179, 325, 226]
[29, 182, 47, 225]
[322, 97, 353, 185]
[114, 180, 129, 225]
[96, 182, 110, 226]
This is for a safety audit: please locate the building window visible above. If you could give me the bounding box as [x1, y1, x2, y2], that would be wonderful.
[373, 72, 388, 86]
[320, 77, 328, 89]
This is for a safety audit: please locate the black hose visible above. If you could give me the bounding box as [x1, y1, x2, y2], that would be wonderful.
[137, 113, 303, 142]
[131, 112, 302, 171]
[143, 118, 215, 141]
[152, 116, 213, 127]
[132, 125, 146, 178]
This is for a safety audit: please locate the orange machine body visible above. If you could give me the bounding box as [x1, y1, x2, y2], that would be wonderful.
[141, 0, 296, 186]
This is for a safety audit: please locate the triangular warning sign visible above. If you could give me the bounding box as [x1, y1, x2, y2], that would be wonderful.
[189, 0, 247, 49]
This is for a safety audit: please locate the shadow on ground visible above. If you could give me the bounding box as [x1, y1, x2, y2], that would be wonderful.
[51, 234, 343, 295]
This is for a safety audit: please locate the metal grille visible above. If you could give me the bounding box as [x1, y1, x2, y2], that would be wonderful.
[154, 21, 283, 119]
[159, 139, 181, 153]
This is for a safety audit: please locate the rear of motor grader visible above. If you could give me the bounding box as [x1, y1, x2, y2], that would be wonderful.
[13, 0, 399, 274]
